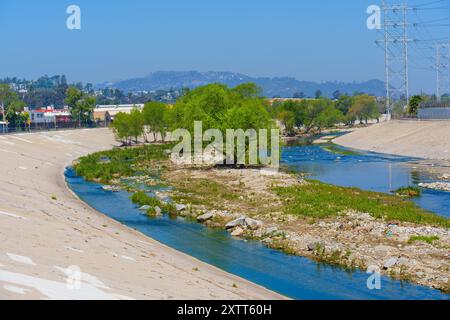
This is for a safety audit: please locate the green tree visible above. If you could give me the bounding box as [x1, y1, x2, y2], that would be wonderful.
[5, 99, 26, 128]
[315, 106, 344, 131]
[278, 110, 296, 136]
[65, 87, 96, 126]
[128, 108, 144, 143]
[232, 83, 262, 99]
[408, 95, 423, 116]
[142, 102, 167, 142]
[0, 84, 17, 122]
[335, 95, 354, 115]
[111, 112, 132, 145]
[167, 83, 274, 165]
[349, 95, 380, 124]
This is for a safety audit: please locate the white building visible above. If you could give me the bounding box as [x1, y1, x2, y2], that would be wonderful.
[93, 104, 144, 122]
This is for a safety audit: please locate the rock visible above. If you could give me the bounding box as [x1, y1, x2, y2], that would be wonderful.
[418, 182, 450, 192]
[138, 205, 151, 211]
[264, 227, 279, 236]
[383, 257, 399, 269]
[225, 216, 246, 229]
[197, 212, 214, 223]
[102, 185, 119, 192]
[176, 204, 187, 212]
[231, 227, 245, 237]
[154, 206, 162, 216]
[307, 242, 323, 252]
[244, 217, 263, 230]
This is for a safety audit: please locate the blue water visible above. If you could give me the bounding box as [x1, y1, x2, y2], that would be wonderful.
[66, 166, 449, 300]
[283, 144, 450, 217]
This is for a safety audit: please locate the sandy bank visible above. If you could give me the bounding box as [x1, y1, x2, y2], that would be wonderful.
[334, 120, 450, 161]
[0, 129, 283, 300]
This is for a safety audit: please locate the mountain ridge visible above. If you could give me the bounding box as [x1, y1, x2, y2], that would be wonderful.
[97, 71, 385, 98]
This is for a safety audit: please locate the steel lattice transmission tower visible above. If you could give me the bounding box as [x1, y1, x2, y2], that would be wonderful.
[436, 43, 450, 101]
[378, 1, 412, 118]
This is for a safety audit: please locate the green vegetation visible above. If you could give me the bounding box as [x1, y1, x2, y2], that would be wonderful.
[172, 178, 240, 209]
[273, 180, 449, 228]
[74, 144, 170, 183]
[270, 93, 382, 135]
[142, 102, 168, 142]
[0, 83, 30, 129]
[394, 186, 422, 198]
[131, 191, 162, 207]
[407, 95, 423, 116]
[347, 94, 381, 125]
[408, 235, 440, 245]
[65, 86, 96, 126]
[167, 82, 273, 136]
[130, 191, 177, 217]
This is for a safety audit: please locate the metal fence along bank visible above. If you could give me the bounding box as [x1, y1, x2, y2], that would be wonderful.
[418, 107, 450, 120]
[0, 121, 108, 135]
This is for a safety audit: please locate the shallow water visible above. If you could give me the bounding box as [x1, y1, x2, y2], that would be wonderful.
[66, 167, 449, 300]
[282, 144, 450, 217]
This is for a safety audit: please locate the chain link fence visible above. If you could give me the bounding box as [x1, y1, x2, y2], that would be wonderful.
[0, 121, 109, 135]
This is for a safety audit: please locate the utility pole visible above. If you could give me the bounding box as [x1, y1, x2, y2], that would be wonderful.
[435, 43, 450, 102]
[378, 1, 412, 119]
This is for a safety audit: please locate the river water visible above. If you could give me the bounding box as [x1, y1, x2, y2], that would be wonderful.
[282, 143, 450, 217]
[65, 144, 449, 300]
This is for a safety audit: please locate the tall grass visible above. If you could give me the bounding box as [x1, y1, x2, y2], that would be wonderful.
[74, 145, 170, 184]
[274, 180, 449, 228]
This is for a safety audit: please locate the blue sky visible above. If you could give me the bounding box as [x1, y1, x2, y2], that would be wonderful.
[0, 0, 448, 93]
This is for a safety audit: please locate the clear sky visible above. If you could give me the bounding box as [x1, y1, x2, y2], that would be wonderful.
[0, 0, 448, 93]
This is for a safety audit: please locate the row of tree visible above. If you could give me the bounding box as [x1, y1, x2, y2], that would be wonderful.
[272, 94, 381, 136]
[111, 83, 273, 145]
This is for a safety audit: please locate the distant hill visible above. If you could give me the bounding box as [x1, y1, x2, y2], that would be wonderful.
[97, 71, 385, 98]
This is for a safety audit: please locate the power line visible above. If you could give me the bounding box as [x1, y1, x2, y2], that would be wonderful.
[379, 1, 411, 117]
[435, 43, 450, 100]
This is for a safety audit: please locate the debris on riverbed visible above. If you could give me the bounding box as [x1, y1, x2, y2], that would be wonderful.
[419, 182, 450, 192]
[101, 185, 120, 192]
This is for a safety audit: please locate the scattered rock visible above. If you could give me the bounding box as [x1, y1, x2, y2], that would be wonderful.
[154, 206, 162, 216]
[197, 212, 214, 223]
[264, 227, 279, 236]
[138, 205, 151, 211]
[418, 182, 450, 192]
[176, 204, 187, 212]
[383, 257, 399, 270]
[231, 227, 245, 237]
[225, 217, 246, 229]
[102, 185, 119, 192]
[244, 217, 263, 230]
